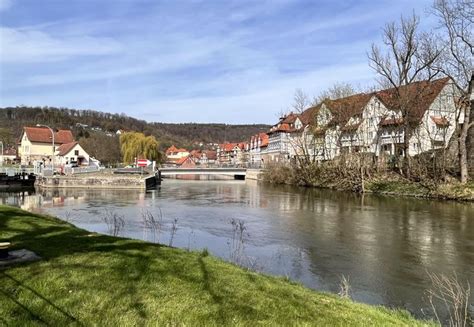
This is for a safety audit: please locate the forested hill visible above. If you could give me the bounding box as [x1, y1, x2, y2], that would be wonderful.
[0, 106, 270, 149]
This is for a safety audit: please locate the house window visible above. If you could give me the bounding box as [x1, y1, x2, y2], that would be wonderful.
[74, 150, 79, 156]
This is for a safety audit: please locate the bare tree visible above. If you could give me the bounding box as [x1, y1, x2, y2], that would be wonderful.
[292, 88, 311, 113]
[368, 13, 443, 177]
[313, 82, 357, 105]
[430, 0, 473, 183]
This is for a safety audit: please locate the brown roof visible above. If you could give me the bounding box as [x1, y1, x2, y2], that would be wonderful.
[23, 127, 74, 144]
[376, 77, 450, 124]
[57, 141, 78, 156]
[324, 93, 373, 127]
[203, 150, 217, 160]
[299, 104, 320, 126]
[281, 113, 299, 124]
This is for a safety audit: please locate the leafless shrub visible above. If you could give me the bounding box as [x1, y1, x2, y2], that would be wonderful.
[168, 218, 179, 247]
[63, 210, 73, 223]
[186, 229, 195, 251]
[102, 209, 125, 237]
[425, 272, 472, 327]
[338, 275, 352, 299]
[141, 209, 162, 243]
[228, 218, 248, 266]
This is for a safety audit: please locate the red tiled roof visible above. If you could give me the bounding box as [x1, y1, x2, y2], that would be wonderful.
[166, 145, 188, 155]
[259, 133, 269, 147]
[57, 141, 79, 156]
[176, 156, 190, 165]
[23, 127, 74, 144]
[166, 145, 178, 154]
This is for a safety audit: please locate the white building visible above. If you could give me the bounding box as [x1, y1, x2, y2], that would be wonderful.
[56, 142, 92, 166]
[269, 77, 461, 163]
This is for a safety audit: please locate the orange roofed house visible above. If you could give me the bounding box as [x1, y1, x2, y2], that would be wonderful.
[217, 143, 247, 166]
[18, 127, 75, 165]
[165, 145, 190, 164]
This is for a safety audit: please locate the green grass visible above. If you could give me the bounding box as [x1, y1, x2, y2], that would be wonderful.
[0, 206, 435, 326]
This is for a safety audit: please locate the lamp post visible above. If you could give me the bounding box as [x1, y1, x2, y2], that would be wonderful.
[36, 124, 55, 173]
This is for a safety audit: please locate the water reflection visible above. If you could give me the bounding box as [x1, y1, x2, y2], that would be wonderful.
[1, 180, 473, 319]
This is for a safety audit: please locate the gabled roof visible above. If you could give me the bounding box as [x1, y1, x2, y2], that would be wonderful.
[299, 104, 320, 126]
[166, 145, 188, 154]
[166, 145, 178, 154]
[324, 93, 373, 127]
[375, 77, 450, 124]
[22, 127, 74, 145]
[176, 156, 193, 166]
[57, 141, 79, 156]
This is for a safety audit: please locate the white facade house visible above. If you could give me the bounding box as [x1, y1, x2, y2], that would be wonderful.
[268, 77, 461, 163]
[56, 142, 92, 166]
[248, 133, 269, 166]
[375, 77, 461, 157]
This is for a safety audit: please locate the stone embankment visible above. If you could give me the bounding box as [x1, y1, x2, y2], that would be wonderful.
[245, 169, 263, 181]
[35, 173, 158, 190]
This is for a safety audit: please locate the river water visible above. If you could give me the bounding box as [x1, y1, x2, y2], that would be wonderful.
[1, 179, 473, 319]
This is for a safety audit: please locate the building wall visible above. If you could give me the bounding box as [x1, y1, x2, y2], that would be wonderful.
[57, 144, 91, 166]
[19, 134, 57, 165]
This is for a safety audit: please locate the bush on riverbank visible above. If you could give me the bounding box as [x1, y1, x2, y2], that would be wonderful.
[262, 159, 474, 201]
[0, 205, 433, 326]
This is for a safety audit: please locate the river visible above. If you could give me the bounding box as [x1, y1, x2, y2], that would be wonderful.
[1, 179, 473, 320]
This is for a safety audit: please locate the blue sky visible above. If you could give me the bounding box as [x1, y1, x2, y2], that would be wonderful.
[0, 0, 434, 124]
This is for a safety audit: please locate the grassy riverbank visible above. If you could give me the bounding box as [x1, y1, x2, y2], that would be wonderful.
[0, 206, 434, 326]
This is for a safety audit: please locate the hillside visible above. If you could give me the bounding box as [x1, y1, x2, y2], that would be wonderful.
[0, 106, 270, 163]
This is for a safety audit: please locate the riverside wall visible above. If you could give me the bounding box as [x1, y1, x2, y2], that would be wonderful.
[35, 174, 155, 189]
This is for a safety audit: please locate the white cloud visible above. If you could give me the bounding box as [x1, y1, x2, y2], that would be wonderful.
[0, 27, 122, 63]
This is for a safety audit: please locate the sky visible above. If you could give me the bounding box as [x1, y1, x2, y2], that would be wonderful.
[0, 0, 435, 124]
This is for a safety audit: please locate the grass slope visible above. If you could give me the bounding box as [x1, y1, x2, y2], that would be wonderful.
[0, 206, 434, 326]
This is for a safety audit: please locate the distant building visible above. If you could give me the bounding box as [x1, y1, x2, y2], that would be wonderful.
[217, 143, 246, 166]
[264, 77, 462, 163]
[18, 127, 74, 165]
[56, 141, 93, 166]
[0, 148, 17, 165]
[248, 133, 269, 167]
[165, 145, 190, 163]
[176, 155, 196, 168]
